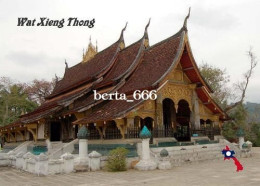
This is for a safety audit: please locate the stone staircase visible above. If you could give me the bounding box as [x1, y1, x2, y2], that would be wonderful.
[49, 139, 78, 159]
[2, 141, 33, 154]
[1, 142, 24, 153]
[47, 141, 64, 157]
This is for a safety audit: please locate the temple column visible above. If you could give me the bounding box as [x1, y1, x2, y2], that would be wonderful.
[191, 90, 200, 130]
[115, 119, 125, 139]
[155, 93, 163, 126]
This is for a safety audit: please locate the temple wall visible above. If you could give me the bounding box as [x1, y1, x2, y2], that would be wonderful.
[124, 66, 221, 130]
[126, 100, 156, 120]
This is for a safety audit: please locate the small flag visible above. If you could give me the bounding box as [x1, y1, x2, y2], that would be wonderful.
[222, 145, 243, 172]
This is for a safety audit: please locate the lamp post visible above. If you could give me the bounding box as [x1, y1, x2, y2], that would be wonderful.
[135, 126, 157, 171]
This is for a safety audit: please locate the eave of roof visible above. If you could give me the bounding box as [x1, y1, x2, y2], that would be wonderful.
[196, 86, 228, 119]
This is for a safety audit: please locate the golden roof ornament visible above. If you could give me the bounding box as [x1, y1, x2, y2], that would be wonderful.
[119, 22, 128, 50]
[82, 35, 98, 63]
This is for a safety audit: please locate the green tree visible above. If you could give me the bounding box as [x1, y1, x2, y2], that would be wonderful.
[199, 48, 257, 143]
[247, 122, 260, 146]
[222, 104, 247, 142]
[0, 78, 37, 126]
[199, 63, 231, 108]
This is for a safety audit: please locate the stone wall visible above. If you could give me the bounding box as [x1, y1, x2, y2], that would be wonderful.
[0, 152, 75, 175]
[151, 143, 224, 166]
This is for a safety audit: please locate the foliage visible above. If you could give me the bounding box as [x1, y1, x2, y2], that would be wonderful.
[106, 147, 129, 172]
[21, 79, 55, 105]
[199, 63, 231, 108]
[245, 102, 260, 123]
[199, 51, 258, 145]
[0, 77, 55, 126]
[0, 78, 38, 126]
[221, 104, 247, 142]
[246, 122, 260, 147]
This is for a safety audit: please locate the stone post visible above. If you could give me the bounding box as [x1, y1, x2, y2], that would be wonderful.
[74, 125, 89, 172]
[16, 152, 25, 169]
[142, 138, 150, 160]
[239, 137, 245, 149]
[8, 151, 16, 167]
[22, 152, 34, 171]
[135, 126, 157, 171]
[0, 153, 10, 166]
[158, 149, 171, 170]
[35, 153, 49, 176]
[89, 151, 102, 171]
[61, 152, 74, 174]
[236, 128, 245, 150]
[79, 139, 88, 159]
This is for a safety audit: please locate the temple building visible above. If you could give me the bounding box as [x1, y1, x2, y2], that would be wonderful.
[0, 10, 227, 144]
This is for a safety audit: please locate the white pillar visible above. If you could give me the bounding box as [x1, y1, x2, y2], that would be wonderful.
[74, 125, 89, 172]
[239, 136, 245, 149]
[142, 138, 150, 160]
[79, 139, 88, 159]
[135, 126, 157, 171]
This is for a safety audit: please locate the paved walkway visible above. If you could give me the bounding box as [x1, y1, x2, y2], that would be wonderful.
[1, 148, 260, 186]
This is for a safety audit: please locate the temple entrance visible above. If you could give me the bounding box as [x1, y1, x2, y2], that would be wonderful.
[200, 119, 205, 129]
[50, 122, 61, 141]
[206, 119, 212, 129]
[176, 99, 191, 141]
[29, 132, 33, 141]
[104, 121, 122, 139]
[163, 98, 176, 137]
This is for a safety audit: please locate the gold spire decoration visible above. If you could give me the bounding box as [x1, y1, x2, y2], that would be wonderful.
[119, 22, 128, 50]
[82, 36, 97, 63]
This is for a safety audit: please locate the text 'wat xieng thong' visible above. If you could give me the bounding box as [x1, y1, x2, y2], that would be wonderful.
[0, 10, 228, 143]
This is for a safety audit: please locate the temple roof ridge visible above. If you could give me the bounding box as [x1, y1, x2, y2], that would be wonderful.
[183, 7, 191, 30]
[118, 22, 128, 41]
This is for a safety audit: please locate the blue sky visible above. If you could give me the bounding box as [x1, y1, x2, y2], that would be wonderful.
[0, 0, 259, 103]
